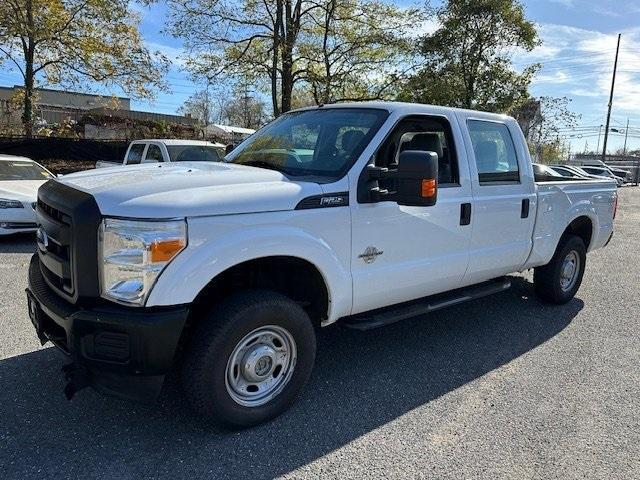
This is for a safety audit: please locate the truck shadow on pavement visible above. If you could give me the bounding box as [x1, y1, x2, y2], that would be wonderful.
[0, 276, 583, 479]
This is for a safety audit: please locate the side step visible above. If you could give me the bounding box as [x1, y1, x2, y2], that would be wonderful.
[343, 277, 511, 331]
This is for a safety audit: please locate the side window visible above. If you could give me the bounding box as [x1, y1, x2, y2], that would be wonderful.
[145, 144, 164, 162]
[126, 144, 145, 165]
[468, 120, 519, 183]
[374, 116, 459, 185]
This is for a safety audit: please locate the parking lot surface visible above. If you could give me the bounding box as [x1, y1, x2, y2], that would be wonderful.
[1, 188, 639, 480]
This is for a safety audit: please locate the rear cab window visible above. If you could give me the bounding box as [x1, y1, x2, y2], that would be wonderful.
[468, 120, 520, 184]
[166, 146, 221, 162]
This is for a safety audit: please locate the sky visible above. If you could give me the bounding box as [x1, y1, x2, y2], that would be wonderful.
[1, 0, 639, 154]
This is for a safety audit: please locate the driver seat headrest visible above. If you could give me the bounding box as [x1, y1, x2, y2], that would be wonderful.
[341, 130, 365, 152]
[400, 132, 443, 158]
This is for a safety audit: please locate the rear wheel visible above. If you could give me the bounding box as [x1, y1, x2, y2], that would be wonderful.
[534, 234, 586, 304]
[182, 290, 316, 429]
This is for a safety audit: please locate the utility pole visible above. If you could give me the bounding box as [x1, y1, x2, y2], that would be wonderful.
[623, 118, 629, 156]
[601, 33, 621, 163]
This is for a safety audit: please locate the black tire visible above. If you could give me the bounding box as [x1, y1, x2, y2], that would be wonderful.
[534, 234, 586, 304]
[182, 290, 316, 429]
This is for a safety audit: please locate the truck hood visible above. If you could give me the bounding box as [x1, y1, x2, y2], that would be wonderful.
[57, 162, 323, 218]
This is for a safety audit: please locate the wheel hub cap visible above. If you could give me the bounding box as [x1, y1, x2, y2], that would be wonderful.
[559, 250, 580, 292]
[225, 325, 297, 407]
[242, 345, 276, 381]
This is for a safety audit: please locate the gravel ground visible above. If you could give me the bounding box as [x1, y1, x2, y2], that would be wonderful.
[0, 187, 638, 480]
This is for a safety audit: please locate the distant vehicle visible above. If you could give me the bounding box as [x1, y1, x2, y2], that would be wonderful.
[0, 155, 54, 235]
[572, 159, 632, 182]
[580, 166, 625, 186]
[532, 163, 566, 181]
[565, 165, 612, 181]
[96, 140, 224, 168]
[549, 165, 585, 178]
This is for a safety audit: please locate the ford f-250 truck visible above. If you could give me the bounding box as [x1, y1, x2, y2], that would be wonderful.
[26, 102, 617, 428]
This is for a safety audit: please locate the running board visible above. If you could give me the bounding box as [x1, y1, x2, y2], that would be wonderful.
[343, 277, 511, 331]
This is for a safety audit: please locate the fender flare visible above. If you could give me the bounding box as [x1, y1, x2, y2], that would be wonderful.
[145, 224, 353, 323]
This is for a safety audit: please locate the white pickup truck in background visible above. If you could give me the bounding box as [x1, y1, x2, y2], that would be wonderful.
[27, 102, 617, 429]
[95, 139, 225, 168]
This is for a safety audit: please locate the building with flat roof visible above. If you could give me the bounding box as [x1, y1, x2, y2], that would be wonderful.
[0, 86, 198, 139]
[0, 85, 130, 127]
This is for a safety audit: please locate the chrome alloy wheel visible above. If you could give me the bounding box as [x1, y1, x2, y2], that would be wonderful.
[225, 325, 297, 407]
[559, 250, 580, 292]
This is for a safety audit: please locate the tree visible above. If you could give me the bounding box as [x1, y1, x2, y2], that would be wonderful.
[178, 87, 216, 126]
[398, 0, 539, 112]
[511, 96, 580, 163]
[220, 91, 267, 130]
[165, 0, 418, 117]
[0, 0, 168, 137]
[300, 0, 420, 104]
[165, 0, 312, 117]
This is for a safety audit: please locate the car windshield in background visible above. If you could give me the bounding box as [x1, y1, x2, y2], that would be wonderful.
[0, 161, 52, 181]
[166, 146, 221, 162]
[226, 108, 389, 180]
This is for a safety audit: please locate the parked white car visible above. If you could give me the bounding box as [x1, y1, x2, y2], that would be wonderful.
[95, 139, 224, 168]
[0, 155, 54, 235]
[27, 102, 617, 428]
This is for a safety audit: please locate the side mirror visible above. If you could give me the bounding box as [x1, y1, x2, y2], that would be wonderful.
[396, 150, 438, 207]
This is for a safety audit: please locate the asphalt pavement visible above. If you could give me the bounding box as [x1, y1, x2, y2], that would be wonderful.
[0, 188, 638, 479]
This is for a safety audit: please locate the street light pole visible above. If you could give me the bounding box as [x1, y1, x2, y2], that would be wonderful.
[596, 124, 603, 153]
[601, 33, 621, 163]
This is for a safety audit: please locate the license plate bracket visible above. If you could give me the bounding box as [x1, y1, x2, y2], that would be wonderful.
[26, 290, 48, 345]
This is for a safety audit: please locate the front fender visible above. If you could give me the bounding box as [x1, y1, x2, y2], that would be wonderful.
[145, 212, 353, 323]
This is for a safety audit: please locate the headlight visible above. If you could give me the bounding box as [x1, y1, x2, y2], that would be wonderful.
[0, 198, 24, 209]
[99, 218, 187, 306]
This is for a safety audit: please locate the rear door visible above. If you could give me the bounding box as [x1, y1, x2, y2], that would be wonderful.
[458, 114, 537, 286]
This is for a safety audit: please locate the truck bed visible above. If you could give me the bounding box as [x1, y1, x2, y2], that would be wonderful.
[526, 179, 617, 268]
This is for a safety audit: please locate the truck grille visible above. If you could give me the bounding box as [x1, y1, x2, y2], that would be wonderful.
[37, 198, 74, 295]
[36, 180, 102, 304]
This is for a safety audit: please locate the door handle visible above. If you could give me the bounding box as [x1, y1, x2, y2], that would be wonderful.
[460, 203, 471, 225]
[521, 199, 530, 218]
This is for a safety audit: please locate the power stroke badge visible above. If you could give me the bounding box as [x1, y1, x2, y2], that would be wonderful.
[358, 246, 384, 264]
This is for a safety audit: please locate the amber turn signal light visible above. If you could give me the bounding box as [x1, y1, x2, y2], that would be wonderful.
[150, 239, 185, 263]
[421, 179, 437, 198]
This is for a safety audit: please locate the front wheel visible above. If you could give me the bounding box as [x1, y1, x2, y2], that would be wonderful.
[182, 290, 316, 429]
[534, 234, 586, 304]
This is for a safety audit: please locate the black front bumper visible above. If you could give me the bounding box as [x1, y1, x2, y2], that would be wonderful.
[27, 254, 189, 403]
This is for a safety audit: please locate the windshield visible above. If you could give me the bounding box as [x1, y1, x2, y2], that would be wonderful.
[166, 145, 221, 162]
[0, 160, 52, 181]
[226, 108, 389, 180]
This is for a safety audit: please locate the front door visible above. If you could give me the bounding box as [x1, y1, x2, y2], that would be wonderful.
[350, 113, 473, 314]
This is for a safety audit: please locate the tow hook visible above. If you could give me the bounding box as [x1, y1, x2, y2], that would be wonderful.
[62, 363, 90, 400]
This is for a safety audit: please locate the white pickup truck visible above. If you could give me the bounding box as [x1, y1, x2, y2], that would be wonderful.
[27, 102, 617, 428]
[95, 139, 223, 168]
